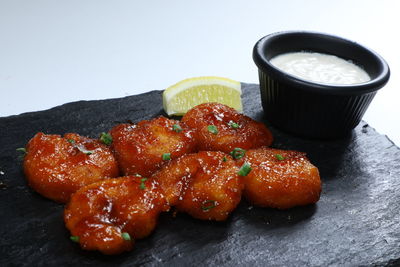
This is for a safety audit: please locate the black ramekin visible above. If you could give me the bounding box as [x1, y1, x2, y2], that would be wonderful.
[253, 31, 390, 139]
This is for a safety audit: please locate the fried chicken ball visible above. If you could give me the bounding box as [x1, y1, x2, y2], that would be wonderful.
[181, 102, 273, 153]
[110, 116, 196, 177]
[23, 132, 119, 203]
[153, 151, 243, 221]
[238, 147, 321, 209]
[64, 176, 169, 255]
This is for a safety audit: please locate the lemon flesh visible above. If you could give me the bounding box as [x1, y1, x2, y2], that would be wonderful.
[163, 76, 242, 116]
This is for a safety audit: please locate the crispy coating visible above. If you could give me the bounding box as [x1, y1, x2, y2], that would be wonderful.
[239, 147, 321, 209]
[23, 132, 119, 203]
[64, 176, 169, 255]
[110, 116, 196, 177]
[153, 151, 243, 221]
[181, 102, 273, 153]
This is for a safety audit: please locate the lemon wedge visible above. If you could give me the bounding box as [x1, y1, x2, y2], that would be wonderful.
[163, 76, 242, 116]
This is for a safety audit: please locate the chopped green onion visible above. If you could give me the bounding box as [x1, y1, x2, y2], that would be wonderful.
[70, 236, 80, 243]
[172, 124, 183, 133]
[201, 200, 216, 211]
[76, 145, 95, 155]
[207, 125, 218, 135]
[67, 138, 94, 155]
[139, 177, 148, 190]
[228, 121, 239, 129]
[238, 162, 252, 176]
[100, 132, 112, 145]
[162, 153, 171, 161]
[222, 156, 228, 162]
[230, 148, 246, 159]
[121, 232, 131, 241]
[16, 147, 27, 154]
[16, 147, 27, 160]
[275, 154, 285, 161]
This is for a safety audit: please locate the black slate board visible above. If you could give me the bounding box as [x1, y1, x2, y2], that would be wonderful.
[1, 83, 400, 267]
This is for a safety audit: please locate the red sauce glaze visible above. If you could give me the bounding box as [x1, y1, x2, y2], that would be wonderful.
[110, 116, 197, 177]
[238, 147, 321, 209]
[153, 151, 243, 221]
[64, 176, 169, 255]
[23, 132, 119, 203]
[181, 102, 273, 153]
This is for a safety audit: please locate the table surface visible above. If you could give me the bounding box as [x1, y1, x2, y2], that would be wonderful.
[1, 0, 399, 145]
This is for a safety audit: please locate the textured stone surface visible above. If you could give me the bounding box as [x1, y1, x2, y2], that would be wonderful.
[1, 84, 399, 266]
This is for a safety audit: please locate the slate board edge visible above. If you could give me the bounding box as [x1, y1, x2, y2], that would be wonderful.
[2, 85, 397, 148]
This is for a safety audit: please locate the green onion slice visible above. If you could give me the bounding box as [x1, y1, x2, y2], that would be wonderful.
[121, 232, 131, 241]
[207, 125, 218, 135]
[222, 156, 228, 162]
[230, 148, 246, 159]
[70, 236, 80, 243]
[100, 132, 112, 145]
[139, 177, 148, 190]
[201, 200, 216, 211]
[16, 147, 27, 154]
[76, 145, 95, 155]
[275, 154, 285, 161]
[228, 121, 239, 129]
[238, 162, 252, 176]
[68, 139, 94, 155]
[162, 153, 171, 161]
[172, 124, 183, 133]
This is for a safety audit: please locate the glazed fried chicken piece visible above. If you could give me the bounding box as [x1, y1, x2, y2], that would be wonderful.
[23, 132, 119, 203]
[110, 116, 197, 177]
[181, 102, 273, 153]
[238, 147, 321, 209]
[153, 151, 244, 221]
[64, 176, 169, 255]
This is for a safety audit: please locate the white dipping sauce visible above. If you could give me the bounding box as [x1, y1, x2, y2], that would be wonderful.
[270, 52, 371, 85]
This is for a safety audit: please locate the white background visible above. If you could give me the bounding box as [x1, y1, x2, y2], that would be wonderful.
[1, 0, 399, 144]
